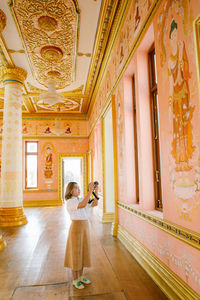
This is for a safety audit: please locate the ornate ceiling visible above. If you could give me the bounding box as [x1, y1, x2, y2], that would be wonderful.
[0, 0, 120, 116]
[10, 0, 79, 89]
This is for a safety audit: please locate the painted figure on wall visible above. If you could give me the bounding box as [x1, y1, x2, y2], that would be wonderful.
[119, 40, 124, 64]
[168, 19, 195, 172]
[134, 0, 141, 31]
[65, 124, 72, 135]
[44, 146, 53, 178]
[22, 123, 28, 134]
[44, 124, 52, 134]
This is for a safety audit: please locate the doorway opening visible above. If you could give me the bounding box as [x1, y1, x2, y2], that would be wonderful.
[59, 155, 86, 202]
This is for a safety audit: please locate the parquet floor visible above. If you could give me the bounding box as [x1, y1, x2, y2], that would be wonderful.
[0, 206, 168, 300]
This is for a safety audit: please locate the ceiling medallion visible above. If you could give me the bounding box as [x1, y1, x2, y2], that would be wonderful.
[47, 70, 61, 78]
[41, 46, 63, 62]
[9, 0, 80, 89]
[38, 16, 58, 31]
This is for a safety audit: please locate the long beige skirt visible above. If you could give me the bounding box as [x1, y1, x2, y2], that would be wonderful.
[64, 220, 91, 271]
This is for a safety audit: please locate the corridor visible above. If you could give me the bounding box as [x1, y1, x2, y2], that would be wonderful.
[0, 206, 167, 300]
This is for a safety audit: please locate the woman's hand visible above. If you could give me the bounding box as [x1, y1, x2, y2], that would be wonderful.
[94, 184, 99, 193]
[88, 182, 95, 192]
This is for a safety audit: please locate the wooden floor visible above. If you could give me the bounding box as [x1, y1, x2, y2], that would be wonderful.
[0, 206, 168, 300]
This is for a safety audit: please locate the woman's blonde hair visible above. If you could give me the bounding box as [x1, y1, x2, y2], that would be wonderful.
[65, 182, 77, 200]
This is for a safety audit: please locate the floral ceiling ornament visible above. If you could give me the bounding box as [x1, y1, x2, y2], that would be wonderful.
[9, 0, 80, 89]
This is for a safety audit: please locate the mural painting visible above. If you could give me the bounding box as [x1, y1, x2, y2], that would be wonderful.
[42, 142, 55, 188]
[157, 0, 200, 221]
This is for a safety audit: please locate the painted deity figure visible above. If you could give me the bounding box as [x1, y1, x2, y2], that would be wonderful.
[44, 124, 51, 134]
[22, 123, 28, 134]
[168, 20, 195, 172]
[44, 147, 53, 178]
[65, 124, 72, 135]
[134, 0, 141, 31]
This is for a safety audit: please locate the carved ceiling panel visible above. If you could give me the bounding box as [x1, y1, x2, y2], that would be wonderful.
[9, 0, 79, 89]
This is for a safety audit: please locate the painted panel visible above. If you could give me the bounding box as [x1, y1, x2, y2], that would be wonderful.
[0, 118, 88, 137]
[154, 0, 200, 230]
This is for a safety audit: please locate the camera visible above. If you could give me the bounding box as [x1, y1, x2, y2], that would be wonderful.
[88, 181, 99, 203]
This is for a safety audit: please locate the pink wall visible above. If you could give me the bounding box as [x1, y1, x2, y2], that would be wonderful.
[154, 0, 200, 231]
[88, 0, 200, 295]
[22, 138, 89, 202]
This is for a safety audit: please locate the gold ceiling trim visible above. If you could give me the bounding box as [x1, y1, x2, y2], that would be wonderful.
[8, 49, 25, 54]
[0, 33, 36, 113]
[83, 0, 120, 113]
[0, 9, 6, 33]
[88, 0, 129, 117]
[0, 111, 88, 119]
[9, 0, 80, 89]
[0, 34, 14, 66]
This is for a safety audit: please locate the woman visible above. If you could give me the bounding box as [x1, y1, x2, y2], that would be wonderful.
[64, 181, 98, 289]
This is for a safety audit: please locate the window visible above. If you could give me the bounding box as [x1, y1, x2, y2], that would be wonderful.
[149, 46, 162, 210]
[132, 76, 139, 203]
[25, 141, 38, 189]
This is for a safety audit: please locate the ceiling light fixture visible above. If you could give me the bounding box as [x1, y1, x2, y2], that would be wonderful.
[38, 78, 65, 106]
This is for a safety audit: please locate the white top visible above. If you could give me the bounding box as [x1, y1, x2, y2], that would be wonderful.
[66, 196, 92, 220]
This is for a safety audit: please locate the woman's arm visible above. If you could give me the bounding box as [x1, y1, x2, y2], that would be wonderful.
[77, 182, 94, 209]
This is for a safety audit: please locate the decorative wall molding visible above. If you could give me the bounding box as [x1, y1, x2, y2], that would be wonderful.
[118, 225, 200, 300]
[84, 0, 121, 112]
[0, 136, 88, 140]
[88, 0, 129, 117]
[23, 200, 62, 207]
[118, 201, 200, 251]
[102, 212, 115, 223]
[23, 189, 58, 193]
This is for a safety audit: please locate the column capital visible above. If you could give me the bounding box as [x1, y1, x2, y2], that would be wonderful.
[1, 66, 27, 85]
[0, 10, 6, 33]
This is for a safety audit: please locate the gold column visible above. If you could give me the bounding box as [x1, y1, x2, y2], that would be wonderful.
[0, 66, 28, 227]
[111, 95, 118, 236]
[0, 10, 7, 246]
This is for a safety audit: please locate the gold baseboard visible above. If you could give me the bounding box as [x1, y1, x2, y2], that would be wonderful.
[0, 207, 27, 227]
[23, 200, 63, 207]
[0, 235, 6, 250]
[118, 225, 200, 300]
[102, 212, 115, 223]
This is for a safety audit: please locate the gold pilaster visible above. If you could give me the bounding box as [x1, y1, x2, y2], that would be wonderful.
[111, 95, 118, 236]
[0, 66, 27, 227]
